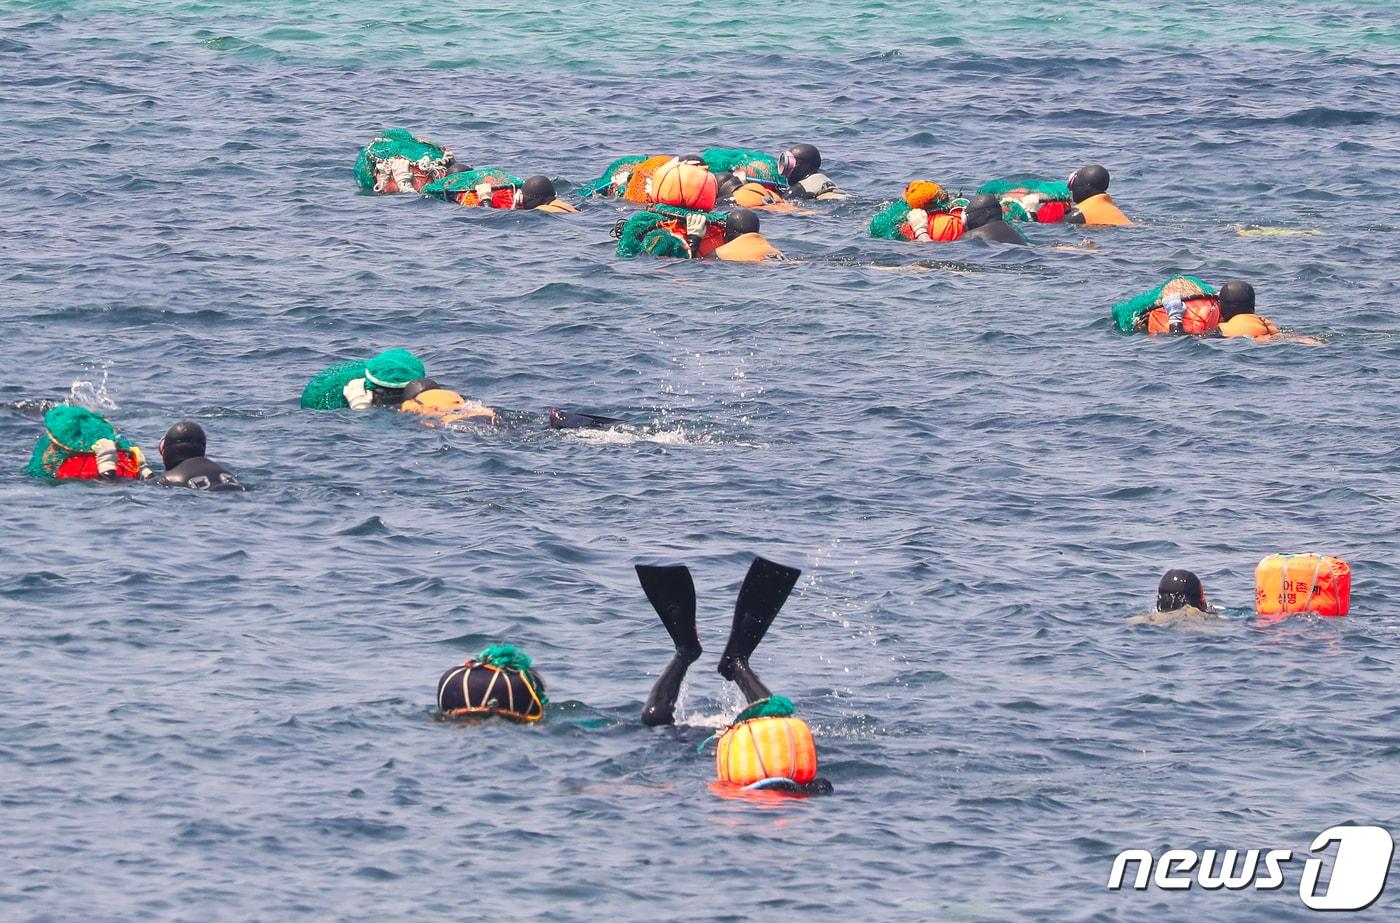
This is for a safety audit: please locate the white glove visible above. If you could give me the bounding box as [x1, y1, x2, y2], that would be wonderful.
[343, 378, 373, 410]
[609, 169, 632, 194]
[1163, 293, 1185, 326]
[473, 182, 493, 205]
[906, 208, 931, 240]
[1017, 193, 1042, 215]
[93, 438, 118, 478]
[685, 213, 707, 238]
[388, 157, 414, 192]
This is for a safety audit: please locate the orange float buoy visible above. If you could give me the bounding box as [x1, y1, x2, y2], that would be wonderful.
[715, 715, 818, 786]
[1255, 554, 1351, 617]
[928, 212, 965, 242]
[1146, 296, 1221, 335]
[650, 159, 718, 211]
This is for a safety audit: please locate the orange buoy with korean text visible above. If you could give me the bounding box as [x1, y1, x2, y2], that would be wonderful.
[1255, 554, 1351, 617]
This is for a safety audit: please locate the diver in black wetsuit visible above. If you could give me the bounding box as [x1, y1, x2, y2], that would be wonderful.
[155, 421, 244, 492]
[1156, 569, 1208, 612]
[778, 144, 844, 200]
[637, 556, 833, 795]
[961, 193, 1028, 245]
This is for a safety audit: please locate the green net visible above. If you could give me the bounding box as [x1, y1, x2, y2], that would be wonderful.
[421, 168, 521, 202]
[576, 155, 647, 198]
[616, 205, 729, 258]
[1111, 275, 1216, 332]
[478, 643, 532, 672]
[977, 176, 1072, 222]
[300, 359, 365, 410]
[478, 645, 548, 706]
[734, 695, 796, 723]
[702, 148, 786, 186]
[300, 350, 426, 408]
[25, 406, 135, 479]
[364, 348, 426, 388]
[353, 128, 453, 191]
[868, 199, 911, 239]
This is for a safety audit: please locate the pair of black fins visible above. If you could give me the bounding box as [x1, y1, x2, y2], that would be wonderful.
[636, 556, 800, 727]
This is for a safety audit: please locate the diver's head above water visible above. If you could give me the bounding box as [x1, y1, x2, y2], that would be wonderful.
[159, 420, 206, 469]
[1156, 569, 1208, 612]
[1067, 164, 1111, 203]
[778, 144, 821, 183]
[1218, 280, 1256, 320]
[519, 175, 557, 210]
[724, 207, 761, 242]
[962, 194, 1005, 231]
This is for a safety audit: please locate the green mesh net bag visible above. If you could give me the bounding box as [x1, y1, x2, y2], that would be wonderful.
[421, 168, 522, 203]
[977, 175, 1072, 221]
[26, 405, 139, 479]
[1111, 275, 1216, 333]
[576, 155, 648, 198]
[868, 199, 912, 239]
[353, 128, 454, 193]
[614, 205, 729, 258]
[299, 349, 426, 409]
[478, 643, 549, 705]
[702, 148, 787, 186]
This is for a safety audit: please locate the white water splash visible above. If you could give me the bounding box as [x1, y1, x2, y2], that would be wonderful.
[66, 363, 119, 411]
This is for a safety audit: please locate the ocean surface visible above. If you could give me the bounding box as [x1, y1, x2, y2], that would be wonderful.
[2, 2, 1399, 920]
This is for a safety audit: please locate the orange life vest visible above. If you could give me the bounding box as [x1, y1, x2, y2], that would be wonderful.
[401, 389, 494, 425]
[1074, 192, 1131, 226]
[730, 182, 787, 210]
[1218, 313, 1278, 339]
[55, 450, 144, 480]
[714, 232, 782, 262]
[1255, 554, 1350, 617]
[1147, 296, 1221, 335]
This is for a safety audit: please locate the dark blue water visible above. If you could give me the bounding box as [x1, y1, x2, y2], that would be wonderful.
[3, 3, 1399, 920]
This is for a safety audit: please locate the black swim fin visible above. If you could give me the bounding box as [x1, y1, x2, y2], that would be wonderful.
[718, 556, 801, 703]
[548, 408, 625, 430]
[637, 564, 701, 726]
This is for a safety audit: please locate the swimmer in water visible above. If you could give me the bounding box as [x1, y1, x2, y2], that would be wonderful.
[1215, 281, 1280, 340]
[25, 405, 153, 481]
[299, 348, 426, 411]
[637, 556, 833, 795]
[399, 378, 497, 426]
[1064, 164, 1131, 226]
[714, 171, 797, 212]
[436, 644, 548, 722]
[713, 208, 785, 262]
[777, 143, 846, 200]
[355, 128, 464, 194]
[960, 193, 1028, 245]
[1127, 569, 1226, 625]
[155, 421, 244, 492]
[425, 171, 577, 212]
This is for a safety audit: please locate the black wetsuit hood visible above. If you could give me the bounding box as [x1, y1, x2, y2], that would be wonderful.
[725, 208, 761, 241]
[1068, 164, 1111, 203]
[1218, 281, 1256, 320]
[402, 378, 442, 402]
[1156, 569, 1207, 612]
[160, 421, 206, 469]
[521, 175, 557, 210]
[961, 194, 1027, 244]
[962, 194, 1005, 231]
[780, 144, 821, 184]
